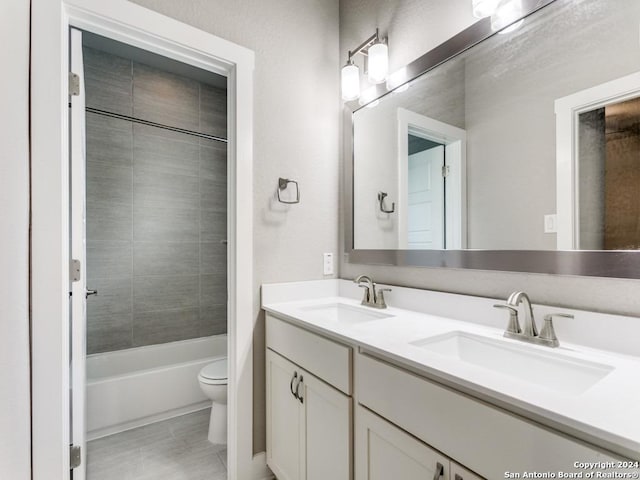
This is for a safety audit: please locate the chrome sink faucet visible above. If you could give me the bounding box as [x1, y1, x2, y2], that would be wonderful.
[494, 291, 573, 348]
[354, 275, 391, 309]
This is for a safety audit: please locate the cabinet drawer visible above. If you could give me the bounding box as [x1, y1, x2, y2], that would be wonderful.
[356, 352, 620, 479]
[266, 314, 352, 395]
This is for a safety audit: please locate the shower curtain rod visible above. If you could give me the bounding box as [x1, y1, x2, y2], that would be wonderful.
[86, 107, 228, 144]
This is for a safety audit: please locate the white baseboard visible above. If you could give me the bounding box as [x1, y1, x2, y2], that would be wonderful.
[252, 452, 274, 480]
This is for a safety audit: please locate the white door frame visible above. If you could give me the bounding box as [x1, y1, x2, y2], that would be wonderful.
[30, 1, 255, 479]
[397, 108, 467, 249]
[555, 70, 640, 250]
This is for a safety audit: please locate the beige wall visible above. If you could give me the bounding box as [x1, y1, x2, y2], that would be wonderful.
[130, 0, 340, 454]
[0, 0, 31, 478]
[341, 0, 640, 316]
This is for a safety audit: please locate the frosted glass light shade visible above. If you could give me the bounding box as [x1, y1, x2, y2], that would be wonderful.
[491, 0, 524, 33]
[472, 0, 500, 18]
[341, 63, 360, 101]
[367, 42, 389, 84]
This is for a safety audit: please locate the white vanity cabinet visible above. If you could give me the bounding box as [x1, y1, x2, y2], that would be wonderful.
[451, 463, 483, 480]
[265, 314, 352, 480]
[356, 352, 621, 479]
[355, 405, 450, 480]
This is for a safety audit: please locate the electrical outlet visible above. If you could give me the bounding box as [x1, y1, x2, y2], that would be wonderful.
[323, 253, 334, 275]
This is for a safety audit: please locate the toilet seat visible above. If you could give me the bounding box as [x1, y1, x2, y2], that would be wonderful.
[199, 358, 228, 385]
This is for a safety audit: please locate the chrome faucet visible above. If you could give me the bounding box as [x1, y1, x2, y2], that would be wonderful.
[508, 291, 537, 337]
[354, 275, 391, 309]
[494, 291, 573, 348]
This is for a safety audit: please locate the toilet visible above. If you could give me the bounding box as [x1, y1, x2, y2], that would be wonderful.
[198, 357, 228, 444]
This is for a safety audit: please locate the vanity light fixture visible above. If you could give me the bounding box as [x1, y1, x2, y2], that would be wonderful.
[472, 0, 524, 34]
[341, 28, 389, 101]
[472, 0, 500, 18]
[386, 67, 410, 93]
[491, 0, 524, 33]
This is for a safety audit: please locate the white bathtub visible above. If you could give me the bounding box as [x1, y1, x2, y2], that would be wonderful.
[86, 335, 226, 440]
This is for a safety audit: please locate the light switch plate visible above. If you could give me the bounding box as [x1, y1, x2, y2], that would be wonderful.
[323, 253, 334, 275]
[544, 214, 558, 233]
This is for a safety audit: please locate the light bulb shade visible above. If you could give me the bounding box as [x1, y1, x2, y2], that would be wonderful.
[367, 42, 389, 84]
[472, 0, 500, 18]
[491, 0, 524, 33]
[341, 63, 360, 101]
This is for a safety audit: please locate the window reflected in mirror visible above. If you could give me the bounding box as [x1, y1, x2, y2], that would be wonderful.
[578, 97, 640, 250]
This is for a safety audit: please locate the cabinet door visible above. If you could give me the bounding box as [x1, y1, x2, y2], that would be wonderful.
[298, 370, 352, 480]
[266, 350, 304, 480]
[355, 405, 450, 480]
[451, 462, 484, 480]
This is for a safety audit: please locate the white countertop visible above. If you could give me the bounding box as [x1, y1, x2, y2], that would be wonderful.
[262, 280, 640, 460]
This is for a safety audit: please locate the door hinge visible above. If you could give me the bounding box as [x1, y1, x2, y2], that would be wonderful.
[71, 259, 81, 282]
[441, 165, 450, 178]
[70, 444, 81, 469]
[69, 72, 80, 96]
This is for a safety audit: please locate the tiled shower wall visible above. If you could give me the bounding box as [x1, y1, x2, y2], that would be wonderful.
[84, 47, 228, 354]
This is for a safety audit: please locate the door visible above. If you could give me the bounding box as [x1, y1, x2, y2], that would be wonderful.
[300, 368, 351, 480]
[69, 27, 88, 480]
[266, 350, 304, 480]
[355, 405, 449, 480]
[407, 145, 445, 249]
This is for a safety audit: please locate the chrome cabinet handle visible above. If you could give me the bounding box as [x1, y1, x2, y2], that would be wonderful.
[432, 462, 444, 480]
[290, 372, 298, 398]
[295, 375, 304, 404]
[86, 289, 98, 298]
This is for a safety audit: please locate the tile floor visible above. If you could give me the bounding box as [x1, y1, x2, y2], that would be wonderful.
[87, 408, 227, 480]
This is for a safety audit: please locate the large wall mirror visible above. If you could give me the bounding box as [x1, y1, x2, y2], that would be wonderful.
[346, 0, 640, 278]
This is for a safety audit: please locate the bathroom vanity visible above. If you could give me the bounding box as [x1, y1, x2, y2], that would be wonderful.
[262, 280, 640, 479]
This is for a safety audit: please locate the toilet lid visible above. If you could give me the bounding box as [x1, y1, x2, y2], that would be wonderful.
[200, 358, 227, 381]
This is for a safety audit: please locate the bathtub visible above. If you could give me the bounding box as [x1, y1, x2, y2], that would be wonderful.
[86, 335, 226, 440]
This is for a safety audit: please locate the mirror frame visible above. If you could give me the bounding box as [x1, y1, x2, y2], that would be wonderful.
[344, 0, 640, 279]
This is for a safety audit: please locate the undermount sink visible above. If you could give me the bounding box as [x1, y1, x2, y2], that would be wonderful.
[410, 331, 614, 395]
[300, 302, 394, 324]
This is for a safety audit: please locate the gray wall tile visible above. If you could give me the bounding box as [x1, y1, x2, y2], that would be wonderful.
[199, 305, 227, 337]
[200, 273, 227, 307]
[134, 274, 199, 313]
[85, 46, 228, 354]
[200, 179, 226, 212]
[134, 170, 199, 210]
[199, 140, 227, 180]
[87, 203, 133, 242]
[133, 62, 199, 132]
[134, 242, 199, 277]
[84, 47, 133, 116]
[134, 206, 199, 242]
[87, 313, 133, 354]
[86, 113, 133, 167]
[86, 277, 133, 317]
[133, 308, 200, 346]
[134, 124, 199, 176]
[87, 241, 133, 280]
[87, 161, 133, 206]
[200, 210, 227, 243]
[200, 242, 226, 275]
[200, 84, 227, 138]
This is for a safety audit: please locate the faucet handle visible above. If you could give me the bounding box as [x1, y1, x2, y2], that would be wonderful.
[539, 313, 573, 347]
[375, 287, 391, 308]
[493, 304, 521, 334]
